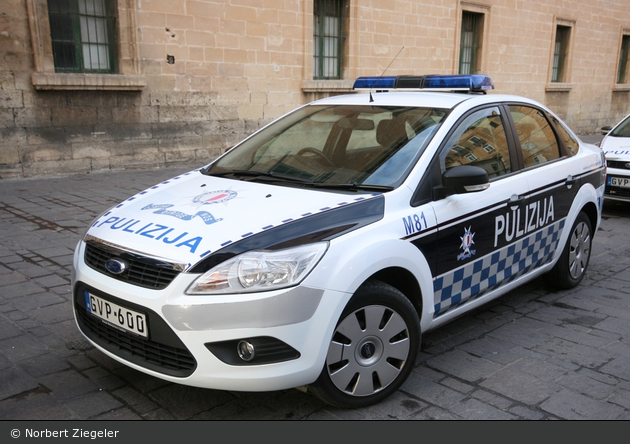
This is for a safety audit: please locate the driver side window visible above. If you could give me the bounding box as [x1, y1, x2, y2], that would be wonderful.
[443, 107, 511, 179]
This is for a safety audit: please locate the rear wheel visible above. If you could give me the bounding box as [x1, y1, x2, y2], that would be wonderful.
[309, 280, 420, 408]
[547, 211, 592, 289]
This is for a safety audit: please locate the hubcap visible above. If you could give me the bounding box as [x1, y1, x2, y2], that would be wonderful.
[568, 221, 591, 280]
[355, 336, 383, 366]
[326, 305, 410, 397]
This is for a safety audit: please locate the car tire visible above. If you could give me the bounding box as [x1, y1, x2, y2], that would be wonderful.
[308, 279, 420, 408]
[547, 211, 592, 289]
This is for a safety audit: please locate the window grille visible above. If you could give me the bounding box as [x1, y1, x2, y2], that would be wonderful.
[313, 0, 343, 79]
[618, 35, 630, 84]
[552, 25, 571, 83]
[459, 12, 483, 75]
[48, 0, 116, 73]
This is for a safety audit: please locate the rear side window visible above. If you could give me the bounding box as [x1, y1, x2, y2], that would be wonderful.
[550, 115, 578, 156]
[509, 105, 561, 167]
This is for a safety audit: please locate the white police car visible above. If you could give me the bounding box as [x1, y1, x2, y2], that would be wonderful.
[71, 75, 605, 408]
[600, 113, 630, 202]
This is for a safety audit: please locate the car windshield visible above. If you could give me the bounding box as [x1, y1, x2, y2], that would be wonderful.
[205, 104, 447, 190]
[611, 116, 630, 137]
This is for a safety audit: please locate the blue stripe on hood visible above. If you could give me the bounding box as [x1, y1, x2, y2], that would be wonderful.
[188, 195, 385, 273]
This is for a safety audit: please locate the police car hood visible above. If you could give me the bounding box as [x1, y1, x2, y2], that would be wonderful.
[601, 136, 630, 160]
[86, 170, 379, 270]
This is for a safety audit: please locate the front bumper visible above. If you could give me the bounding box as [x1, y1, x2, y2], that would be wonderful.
[71, 241, 349, 391]
[604, 172, 630, 202]
[604, 166, 630, 202]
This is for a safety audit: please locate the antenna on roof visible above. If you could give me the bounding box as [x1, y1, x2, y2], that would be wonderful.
[370, 46, 405, 102]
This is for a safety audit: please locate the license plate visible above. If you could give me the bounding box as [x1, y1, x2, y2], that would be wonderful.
[84, 291, 148, 338]
[608, 176, 630, 188]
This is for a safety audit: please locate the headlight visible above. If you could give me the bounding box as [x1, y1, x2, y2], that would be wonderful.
[186, 242, 328, 295]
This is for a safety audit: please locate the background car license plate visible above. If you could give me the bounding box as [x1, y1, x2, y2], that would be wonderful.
[608, 176, 630, 188]
[84, 291, 148, 338]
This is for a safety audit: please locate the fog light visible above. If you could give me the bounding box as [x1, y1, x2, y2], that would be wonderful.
[206, 336, 300, 365]
[237, 340, 255, 362]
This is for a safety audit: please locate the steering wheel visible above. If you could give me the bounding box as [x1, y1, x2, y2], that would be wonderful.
[297, 147, 333, 166]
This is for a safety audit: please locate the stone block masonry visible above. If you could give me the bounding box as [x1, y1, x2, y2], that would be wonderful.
[0, 83, 253, 179]
[1, 0, 630, 179]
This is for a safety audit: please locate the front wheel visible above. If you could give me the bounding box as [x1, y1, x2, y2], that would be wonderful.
[547, 211, 592, 289]
[309, 280, 420, 408]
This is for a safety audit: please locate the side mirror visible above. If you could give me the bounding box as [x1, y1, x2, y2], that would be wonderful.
[601, 126, 612, 135]
[439, 165, 490, 196]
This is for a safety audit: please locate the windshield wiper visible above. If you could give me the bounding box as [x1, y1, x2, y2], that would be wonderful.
[204, 169, 392, 192]
[206, 169, 265, 177]
[205, 169, 314, 184]
[308, 182, 394, 192]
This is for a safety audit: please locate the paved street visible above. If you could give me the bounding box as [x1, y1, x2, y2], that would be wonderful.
[1, 140, 630, 420]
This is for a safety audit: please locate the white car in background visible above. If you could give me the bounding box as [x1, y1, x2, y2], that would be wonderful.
[600, 113, 630, 202]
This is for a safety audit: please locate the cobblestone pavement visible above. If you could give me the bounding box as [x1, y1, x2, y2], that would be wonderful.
[1, 141, 630, 420]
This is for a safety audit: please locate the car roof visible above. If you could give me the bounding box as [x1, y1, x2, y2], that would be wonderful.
[308, 91, 540, 111]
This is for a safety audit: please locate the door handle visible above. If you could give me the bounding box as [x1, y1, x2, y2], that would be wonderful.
[565, 175, 576, 189]
[507, 194, 525, 208]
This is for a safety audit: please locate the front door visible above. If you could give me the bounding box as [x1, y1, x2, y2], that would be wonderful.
[430, 105, 530, 318]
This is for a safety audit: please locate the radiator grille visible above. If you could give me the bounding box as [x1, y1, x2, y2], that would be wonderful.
[607, 160, 630, 170]
[605, 186, 630, 199]
[84, 241, 180, 289]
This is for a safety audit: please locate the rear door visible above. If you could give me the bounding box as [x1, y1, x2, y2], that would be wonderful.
[505, 103, 585, 267]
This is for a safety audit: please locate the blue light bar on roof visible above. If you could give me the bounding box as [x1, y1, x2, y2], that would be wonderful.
[352, 74, 494, 92]
[352, 76, 398, 90]
[423, 74, 494, 91]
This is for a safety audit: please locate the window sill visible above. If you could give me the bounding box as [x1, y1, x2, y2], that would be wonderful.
[545, 82, 573, 92]
[301, 79, 355, 93]
[32, 73, 147, 91]
[613, 83, 630, 92]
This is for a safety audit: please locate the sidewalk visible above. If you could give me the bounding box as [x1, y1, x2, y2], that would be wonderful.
[1, 156, 629, 420]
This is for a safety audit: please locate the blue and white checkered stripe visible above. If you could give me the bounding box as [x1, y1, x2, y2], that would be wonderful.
[433, 218, 566, 317]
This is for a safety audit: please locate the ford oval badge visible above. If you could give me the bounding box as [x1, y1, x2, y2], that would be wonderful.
[105, 258, 128, 275]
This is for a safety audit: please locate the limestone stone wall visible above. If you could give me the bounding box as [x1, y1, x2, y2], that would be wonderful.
[1, 0, 629, 179]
